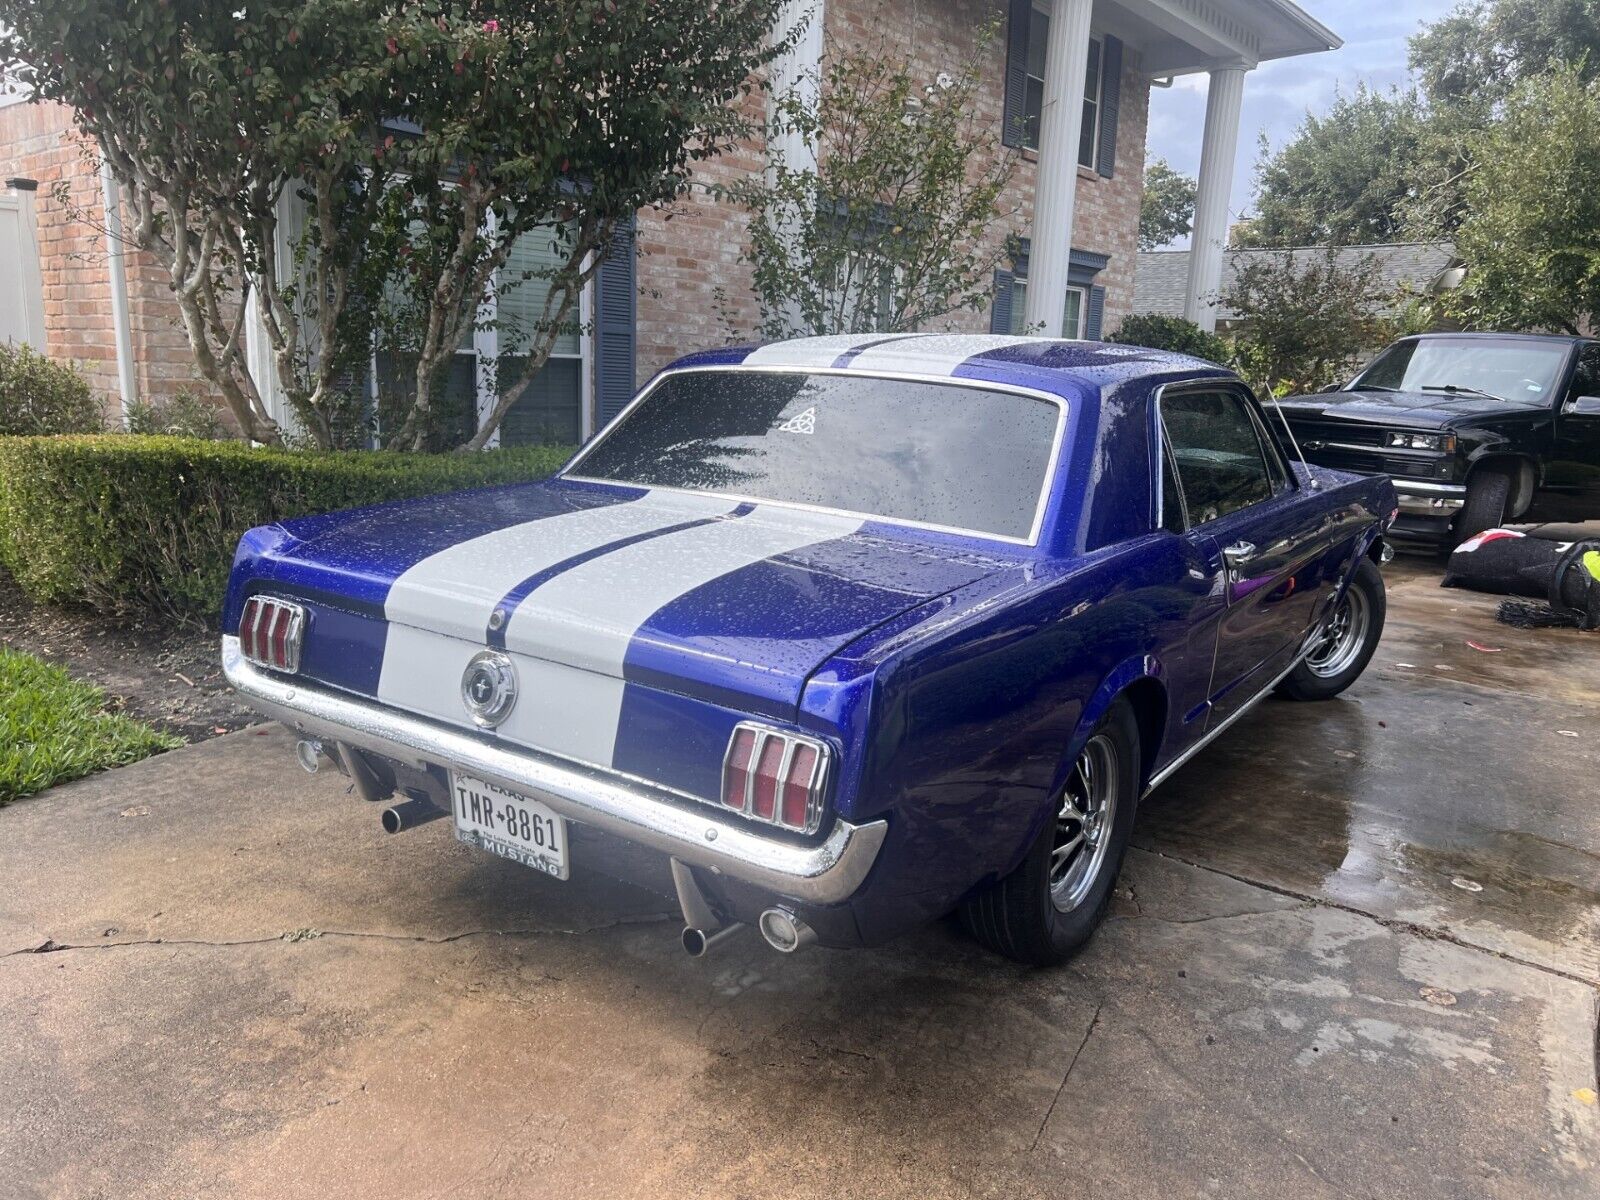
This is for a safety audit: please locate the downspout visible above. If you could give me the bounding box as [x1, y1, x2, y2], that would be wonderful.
[99, 157, 137, 425]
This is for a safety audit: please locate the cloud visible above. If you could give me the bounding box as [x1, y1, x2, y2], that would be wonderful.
[1145, 0, 1459, 240]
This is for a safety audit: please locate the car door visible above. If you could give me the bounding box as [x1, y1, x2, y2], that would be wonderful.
[1160, 384, 1330, 730]
[1549, 342, 1600, 520]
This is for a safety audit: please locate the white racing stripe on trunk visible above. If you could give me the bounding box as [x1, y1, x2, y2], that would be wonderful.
[491, 504, 864, 767]
[379, 489, 731, 644]
[844, 333, 1023, 377]
[742, 334, 900, 368]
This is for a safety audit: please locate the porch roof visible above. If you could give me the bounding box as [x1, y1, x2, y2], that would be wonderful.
[1101, 0, 1340, 76]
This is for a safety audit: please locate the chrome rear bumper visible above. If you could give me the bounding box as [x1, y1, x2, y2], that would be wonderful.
[221, 636, 886, 905]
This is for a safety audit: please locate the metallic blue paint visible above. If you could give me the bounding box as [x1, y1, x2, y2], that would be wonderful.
[222, 337, 1396, 948]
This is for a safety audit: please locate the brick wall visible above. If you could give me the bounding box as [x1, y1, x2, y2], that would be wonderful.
[0, 100, 217, 426]
[635, 0, 1149, 377]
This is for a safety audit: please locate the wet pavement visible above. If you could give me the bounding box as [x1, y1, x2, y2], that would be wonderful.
[1, 557, 1597, 1198]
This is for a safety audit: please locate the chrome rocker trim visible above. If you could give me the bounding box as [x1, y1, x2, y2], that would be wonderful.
[222, 636, 887, 905]
[1144, 640, 1316, 795]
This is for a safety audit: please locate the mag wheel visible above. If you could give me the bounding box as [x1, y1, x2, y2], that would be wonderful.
[961, 701, 1139, 966]
[1278, 559, 1387, 701]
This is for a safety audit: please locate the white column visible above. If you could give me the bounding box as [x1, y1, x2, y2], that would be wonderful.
[1024, 0, 1094, 337]
[769, 0, 824, 177]
[767, 0, 824, 333]
[1183, 64, 1249, 332]
[99, 160, 138, 424]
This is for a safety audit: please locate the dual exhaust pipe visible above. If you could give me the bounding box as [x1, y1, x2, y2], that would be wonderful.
[301, 740, 813, 957]
[680, 908, 816, 958]
[299, 739, 446, 834]
[674, 858, 816, 958]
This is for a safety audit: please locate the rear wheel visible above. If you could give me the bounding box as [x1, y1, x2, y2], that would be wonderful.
[1453, 465, 1513, 546]
[1278, 558, 1386, 701]
[961, 701, 1139, 966]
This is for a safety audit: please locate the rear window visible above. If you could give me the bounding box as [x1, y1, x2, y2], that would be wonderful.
[567, 369, 1064, 541]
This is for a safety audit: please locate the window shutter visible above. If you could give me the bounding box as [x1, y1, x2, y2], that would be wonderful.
[1085, 285, 1106, 340]
[1096, 35, 1122, 178]
[991, 270, 1015, 334]
[1001, 0, 1030, 149]
[594, 215, 637, 430]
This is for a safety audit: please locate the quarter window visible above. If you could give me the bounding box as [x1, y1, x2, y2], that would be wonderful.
[1160, 390, 1276, 525]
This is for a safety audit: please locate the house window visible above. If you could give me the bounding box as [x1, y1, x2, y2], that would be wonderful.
[374, 220, 588, 447]
[1006, 278, 1086, 338]
[1022, 7, 1103, 169]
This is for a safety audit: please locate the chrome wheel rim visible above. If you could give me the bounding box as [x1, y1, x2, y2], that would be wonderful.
[1306, 586, 1370, 679]
[1050, 735, 1118, 913]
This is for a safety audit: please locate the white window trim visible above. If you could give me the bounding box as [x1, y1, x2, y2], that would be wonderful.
[1008, 278, 1088, 338]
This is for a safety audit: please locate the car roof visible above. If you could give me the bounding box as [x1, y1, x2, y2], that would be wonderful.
[1407, 331, 1586, 346]
[664, 333, 1235, 398]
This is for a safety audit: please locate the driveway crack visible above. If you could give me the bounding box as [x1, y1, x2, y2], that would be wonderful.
[1031, 1001, 1103, 1152]
[1133, 845, 1599, 990]
[4, 912, 676, 960]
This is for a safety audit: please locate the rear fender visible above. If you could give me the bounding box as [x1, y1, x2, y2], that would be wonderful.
[976, 653, 1166, 888]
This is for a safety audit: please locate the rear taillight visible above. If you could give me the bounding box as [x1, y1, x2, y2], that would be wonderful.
[721, 723, 830, 834]
[239, 595, 305, 674]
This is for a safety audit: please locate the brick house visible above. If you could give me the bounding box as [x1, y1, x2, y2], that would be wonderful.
[0, 0, 1338, 441]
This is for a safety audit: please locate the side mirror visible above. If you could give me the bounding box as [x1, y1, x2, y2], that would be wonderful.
[1569, 395, 1600, 416]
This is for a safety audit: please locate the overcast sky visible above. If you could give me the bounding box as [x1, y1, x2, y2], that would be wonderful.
[1144, 0, 1459, 245]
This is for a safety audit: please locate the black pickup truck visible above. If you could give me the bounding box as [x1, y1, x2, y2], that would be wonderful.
[1276, 333, 1600, 546]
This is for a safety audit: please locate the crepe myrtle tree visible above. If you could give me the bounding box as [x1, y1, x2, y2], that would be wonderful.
[0, 0, 790, 450]
[721, 34, 1017, 338]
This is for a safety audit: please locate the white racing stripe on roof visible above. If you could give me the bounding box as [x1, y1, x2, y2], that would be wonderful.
[844, 333, 1026, 377]
[742, 334, 901, 367]
[494, 504, 864, 767]
[379, 490, 731, 645]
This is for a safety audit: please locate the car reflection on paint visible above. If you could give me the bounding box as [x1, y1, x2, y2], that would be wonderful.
[222, 333, 1396, 966]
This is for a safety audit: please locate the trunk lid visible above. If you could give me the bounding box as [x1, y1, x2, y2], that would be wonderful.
[264, 480, 1010, 716]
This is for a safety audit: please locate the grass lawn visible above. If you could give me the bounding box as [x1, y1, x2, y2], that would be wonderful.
[0, 646, 182, 804]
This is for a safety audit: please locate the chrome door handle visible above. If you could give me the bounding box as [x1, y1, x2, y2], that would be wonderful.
[1222, 540, 1257, 566]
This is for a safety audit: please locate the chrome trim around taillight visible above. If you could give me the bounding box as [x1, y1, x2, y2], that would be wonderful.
[721, 721, 832, 835]
[239, 595, 306, 674]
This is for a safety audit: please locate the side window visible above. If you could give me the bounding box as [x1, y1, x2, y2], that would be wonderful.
[1159, 434, 1187, 534]
[1160, 389, 1276, 525]
[1249, 403, 1293, 494]
[1570, 344, 1600, 401]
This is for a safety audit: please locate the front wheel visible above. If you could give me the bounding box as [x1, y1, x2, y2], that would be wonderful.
[960, 701, 1139, 966]
[1277, 558, 1386, 701]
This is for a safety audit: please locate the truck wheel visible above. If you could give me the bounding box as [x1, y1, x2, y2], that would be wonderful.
[960, 701, 1139, 966]
[1278, 559, 1386, 702]
[1453, 466, 1513, 545]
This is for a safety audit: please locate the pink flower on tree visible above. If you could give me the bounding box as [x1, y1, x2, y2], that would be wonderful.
[482, 19, 500, 31]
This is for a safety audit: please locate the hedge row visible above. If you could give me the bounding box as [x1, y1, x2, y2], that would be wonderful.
[0, 436, 573, 622]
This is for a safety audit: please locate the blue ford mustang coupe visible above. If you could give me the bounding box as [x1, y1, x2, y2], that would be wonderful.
[223, 334, 1396, 964]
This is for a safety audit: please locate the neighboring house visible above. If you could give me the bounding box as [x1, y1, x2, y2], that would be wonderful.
[1133, 241, 1465, 333]
[0, 0, 1339, 440]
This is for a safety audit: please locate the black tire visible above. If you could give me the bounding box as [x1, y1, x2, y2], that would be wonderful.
[1277, 558, 1386, 701]
[960, 701, 1139, 966]
[1453, 466, 1513, 546]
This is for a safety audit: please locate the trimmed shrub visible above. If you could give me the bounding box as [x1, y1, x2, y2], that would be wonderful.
[0, 344, 102, 435]
[1107, 314, 1232, 365]
[0, 436, 572, 622]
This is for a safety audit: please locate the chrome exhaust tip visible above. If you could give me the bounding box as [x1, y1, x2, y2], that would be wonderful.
[295, 739, 328, 774]
[757, 907, 816, 954]
[380, 797, 447, 834]
[681, 923, 746, 958]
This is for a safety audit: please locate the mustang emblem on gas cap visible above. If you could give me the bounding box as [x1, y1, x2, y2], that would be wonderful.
[461, 650, 517, 727]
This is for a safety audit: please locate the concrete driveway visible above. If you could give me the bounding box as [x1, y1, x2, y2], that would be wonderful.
[2, 560, 1596, 1199]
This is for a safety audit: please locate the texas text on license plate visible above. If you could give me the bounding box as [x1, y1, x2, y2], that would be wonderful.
[450, 772, 569, 880]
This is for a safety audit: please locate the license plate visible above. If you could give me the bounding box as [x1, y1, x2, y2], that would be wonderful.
[450, 772, 569, 880]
